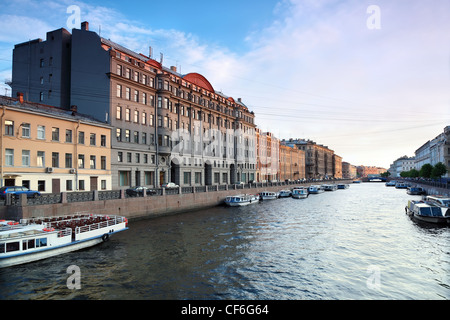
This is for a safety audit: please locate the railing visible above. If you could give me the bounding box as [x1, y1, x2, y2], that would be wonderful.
[75, 216, 125, 235]
[2, 179, 353, 207]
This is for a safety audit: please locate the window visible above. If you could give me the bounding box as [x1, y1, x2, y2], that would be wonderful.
[4, 120, 13, 136]
[116, 128, 122, 142]
[65, 153, 72, 168]
[40, 92, 44, 102]
[101, 180, 106, 190]
[79, 180, 85, 190]
[134, 71, 139, 82]
[51, 127, 59, 141]
[119, 171, 130, 187]
[78, 131, 85, 144]
[125, 129, 130, 142]
[134, 131, 139, 143]
[66, 180, 73, 191]
[116, 106, 122, 119]
[135, 153, 140, 163]
[65, 129, 72, 143]
[150, 114, 154, 126]
[5, 149, 14, 166]
[116, 84, 122, 98]
[22, 150, 30, 167]
[125, 108, 130, 121]
[125, 68, 130, 79]
[116, 64, 122, 76]
[142, 92, 147, 105]
[127, 152, 132, 163]
[90, 155, 96, 169]
[101, 156, 106, 170]
[78, 154, 84, 169]
[37, 125, 45, 139]
[134, 110, 139, 123]
[101, 135, 106, 147]
[142, 132, 147, 145]
[125, 87, 130, 100]
[90, 133, 96, 146]
[52, 152, 59, 167]
[22, 123, 30, 138]
[134, 90, 139, 102]
[142, 112, 147, 125]
[40, 59, 44, 67]
[184, 172, 191, 184]
[118, 152, 123, 162]
[195, 172, 202, 184]
[158, 115, 162, 127]
[37, 151, 45, 167]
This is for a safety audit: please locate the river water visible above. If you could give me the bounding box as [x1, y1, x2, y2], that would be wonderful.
[1, 183, 449, 300]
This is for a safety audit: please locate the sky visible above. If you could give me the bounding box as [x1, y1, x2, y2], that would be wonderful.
[0, 0, 449, 169]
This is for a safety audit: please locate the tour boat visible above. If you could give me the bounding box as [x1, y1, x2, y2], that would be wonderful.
[395, 182, 408, 189]
[405, 200, 450, 224]
[292, 187, 308, 199]
[260, 191, 279, 200]
[385, 181, 396, 187]
[337, 184, 349, 189]
[0, 213, 128, 268]
[278, 190, 292, 198]
[322, 184, 337, 191]
[406, 187, 426, 195]
[224, 194, 259, 206]
[307, 185, 324, 194]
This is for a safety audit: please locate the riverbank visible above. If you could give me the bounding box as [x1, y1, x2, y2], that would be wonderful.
[1, 180, 354, 221]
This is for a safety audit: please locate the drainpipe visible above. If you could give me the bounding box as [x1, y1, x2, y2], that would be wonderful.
[0, 105, 5, 187]
[75, 120, 80, 190]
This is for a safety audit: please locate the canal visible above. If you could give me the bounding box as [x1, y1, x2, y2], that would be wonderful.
[0, 182, 448, 300]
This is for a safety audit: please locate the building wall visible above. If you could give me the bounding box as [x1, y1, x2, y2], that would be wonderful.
[0, 98, 112, 192]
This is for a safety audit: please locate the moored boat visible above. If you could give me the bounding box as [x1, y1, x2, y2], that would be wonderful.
[278, 190, 292, 198]
[292, 187, 308, 199]
[307, 185, 324, 194]
[224, 194, 259, 206]
[337, 184, 349, 189]
[322, 184, 337, 191]
[425, 195, 450, 208]
[260, 191, 279, 200]
[406, 186, 426, 195]
[0, 214, 128, 268]
[405, 200, 450, 224]
[395, 182, 408, 189]
[385, 180, 396, 187]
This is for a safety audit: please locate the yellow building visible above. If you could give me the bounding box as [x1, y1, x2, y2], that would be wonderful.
[0, 95, 112, 193]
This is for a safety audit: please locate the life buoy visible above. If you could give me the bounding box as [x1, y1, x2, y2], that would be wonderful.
[7, 221, 19, 225]
[102, 234, 109, 242]
[43, 227, 55, 232]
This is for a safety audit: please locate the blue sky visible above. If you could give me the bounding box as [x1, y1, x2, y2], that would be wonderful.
[0, 0, 449, 169]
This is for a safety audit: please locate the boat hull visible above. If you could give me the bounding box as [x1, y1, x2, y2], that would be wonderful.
[0, 232, 123, 268]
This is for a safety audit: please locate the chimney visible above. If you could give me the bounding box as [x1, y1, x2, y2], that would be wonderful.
[81, 21, 89, 31]
[17, 92, 24, 104]
[170, 66, 177, 73]
[70, 105, 77, 115]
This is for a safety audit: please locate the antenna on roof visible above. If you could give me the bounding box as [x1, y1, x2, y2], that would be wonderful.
[160, 53, 163, 65]
[149, 46, 153, 59]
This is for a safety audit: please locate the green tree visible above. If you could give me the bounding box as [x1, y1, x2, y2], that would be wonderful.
[431, 162, 447, 179]
[409, 168, 419, 178]
[380, 171, 391, 177]
[419, 164, 433, 178]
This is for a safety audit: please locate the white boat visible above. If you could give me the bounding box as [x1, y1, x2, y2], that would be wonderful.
[425, 195, 450, 208]
[292, 187, 308, 199]
[322, 184, 337, 191]
[224, 194, 259, 206]
[395, 182, 408, 189]
[307, 185, 324, 194]
[405, 200, 450, 224]
[385, 181, 396, 187]
[0, 214, 128, 268]
[278, 190, 292, 197]
[260, 191, 279, 200]
[337, 184, 349, 189]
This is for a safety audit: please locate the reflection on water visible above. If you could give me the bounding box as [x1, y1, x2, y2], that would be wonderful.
[1, 183, 449, 300]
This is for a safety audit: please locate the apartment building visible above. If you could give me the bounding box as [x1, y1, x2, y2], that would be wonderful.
[256, 129, 279, 182]
[279, 144, 305, 181]
[282, 139, 337, 180]
[342, 162, 357, 179]
[0, 95, 111, 192]
[12, 22, 256, 188]
[414, 126, 450, 177]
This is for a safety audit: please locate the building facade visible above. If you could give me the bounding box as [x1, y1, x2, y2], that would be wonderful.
[279, 144, 305, 182]
[256, 130, 280, 182]
[414, 126, 450, 177]
[12, 22, 256, 189]
[0, 95, 111, 192]
[342, 162, 357, 179]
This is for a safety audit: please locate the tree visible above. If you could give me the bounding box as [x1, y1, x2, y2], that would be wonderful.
[419, 164, 433, 178]
[431, 162, 447, 179]
[410, 168, 419, 178]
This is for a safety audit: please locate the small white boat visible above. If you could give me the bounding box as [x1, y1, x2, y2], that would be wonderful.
[322, 184, 337, 191]
[292, 187, 308, 199]
[224, 194, 259, 206]
[425, 195, 450, 208]
[337, 184, 349, 189]
[0, 214, 128, 268]
[395, 182, 408, 189]
[307, 185, 324, 194]
[405, 200, 450, 224]
[385, 181, 396, 187]
[260, 191, 279, 200]
[278, 190, 292, 197]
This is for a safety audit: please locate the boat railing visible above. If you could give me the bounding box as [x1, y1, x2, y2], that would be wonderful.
[75, 216, 126, 235]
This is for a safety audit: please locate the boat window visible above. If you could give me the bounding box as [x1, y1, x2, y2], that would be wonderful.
[36, 238, 47, 248]
[0, 243, 4, 254]
[23, 239, 35, 251]
[6, 241, 20, 253]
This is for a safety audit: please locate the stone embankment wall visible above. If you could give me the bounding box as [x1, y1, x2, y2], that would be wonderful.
[1, 181, 354, 221]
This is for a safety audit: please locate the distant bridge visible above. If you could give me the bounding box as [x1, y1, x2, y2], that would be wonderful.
[365, 175, 387, 182]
